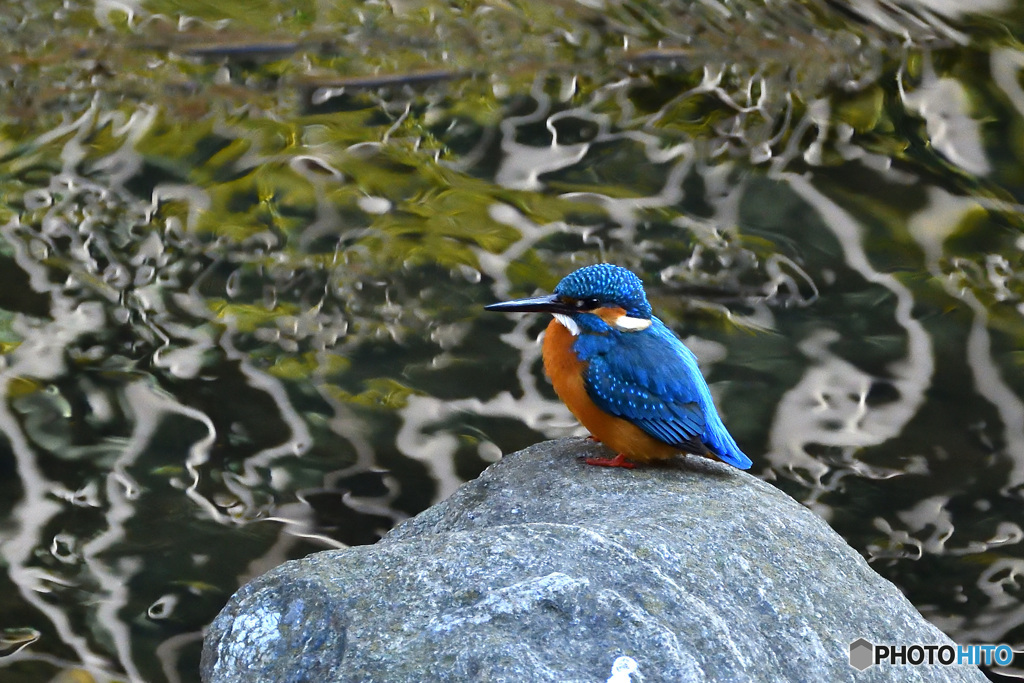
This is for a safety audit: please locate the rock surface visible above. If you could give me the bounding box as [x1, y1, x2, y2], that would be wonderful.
[202, 438, 986, 682]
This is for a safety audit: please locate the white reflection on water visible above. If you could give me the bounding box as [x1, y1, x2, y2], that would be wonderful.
[899, 54, 990, 177]
[398, 309, 576, 503]
[775, 170, 1024, 652]
[991, 46, 1024, 120]
[942, 556, 1024, 643]
[909, 188, 1024, 492]
[0, 242, 127, 678]
[0, 99, 363, 681]
[477, 202, 581, 295]
[768, 176, 935, 509]
[495, 79, 592, 191]
[561, 156, 694, 240]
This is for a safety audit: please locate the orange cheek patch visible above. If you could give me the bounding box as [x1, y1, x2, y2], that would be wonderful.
[594, 306, 626, 326]
[595, 306, 652, 332]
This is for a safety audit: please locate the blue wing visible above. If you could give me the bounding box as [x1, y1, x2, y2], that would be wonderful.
[577, 318, 751, 469]
[583, 337, 710, 456]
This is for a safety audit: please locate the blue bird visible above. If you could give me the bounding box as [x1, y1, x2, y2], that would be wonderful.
[485, 264, 751, 469]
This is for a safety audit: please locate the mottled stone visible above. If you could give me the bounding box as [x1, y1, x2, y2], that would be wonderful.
[202, 438, 985, 682]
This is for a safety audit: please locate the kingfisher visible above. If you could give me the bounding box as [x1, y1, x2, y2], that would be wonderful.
[485, 264, 751, 470]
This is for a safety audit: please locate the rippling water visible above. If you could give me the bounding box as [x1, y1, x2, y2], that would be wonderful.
[2, 0, 1024, 681]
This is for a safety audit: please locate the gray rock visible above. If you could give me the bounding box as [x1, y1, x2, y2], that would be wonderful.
[202, 438, 985, 682]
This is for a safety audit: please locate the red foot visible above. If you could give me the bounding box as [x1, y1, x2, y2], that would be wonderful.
[584, 453, 637, 469]
[585, 436, 602, 443]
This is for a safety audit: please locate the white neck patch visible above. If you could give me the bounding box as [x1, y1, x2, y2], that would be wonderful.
[553, 313, 581, 336]
[613, 315, 652, 332]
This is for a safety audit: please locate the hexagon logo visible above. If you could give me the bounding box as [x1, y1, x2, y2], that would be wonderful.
[849, 638, 874, 671]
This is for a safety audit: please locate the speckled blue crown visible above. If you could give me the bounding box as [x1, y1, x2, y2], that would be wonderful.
[554, 264, 652, 319]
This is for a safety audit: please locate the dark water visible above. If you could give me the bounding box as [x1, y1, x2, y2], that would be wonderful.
[2, 0, 1024, 681]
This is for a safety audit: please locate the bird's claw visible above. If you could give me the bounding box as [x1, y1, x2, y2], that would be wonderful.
[583, 453, 637, 469]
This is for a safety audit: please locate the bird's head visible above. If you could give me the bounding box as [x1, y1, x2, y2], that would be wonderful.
[485, 264, 653, 336]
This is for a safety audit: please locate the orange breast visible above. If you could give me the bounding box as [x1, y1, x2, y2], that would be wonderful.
[541, 319, 680, 463]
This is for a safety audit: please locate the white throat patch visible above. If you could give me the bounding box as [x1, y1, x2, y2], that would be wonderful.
[613, 315, 652, 332]
[553, 313, 581, 336]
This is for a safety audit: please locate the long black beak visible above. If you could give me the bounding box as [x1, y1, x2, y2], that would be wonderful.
[484, 293, 572, 314]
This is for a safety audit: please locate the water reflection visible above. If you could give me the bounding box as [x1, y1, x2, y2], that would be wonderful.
[767, 177, 935, 499]
[2, 0, 1024, 680]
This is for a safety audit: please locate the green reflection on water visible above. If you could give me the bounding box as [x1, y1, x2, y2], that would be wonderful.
[2, 0, 1024, 681]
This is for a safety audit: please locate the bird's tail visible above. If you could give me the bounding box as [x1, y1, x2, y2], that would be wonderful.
[705, 424, 752, 470]
[715, 446, 752, 470]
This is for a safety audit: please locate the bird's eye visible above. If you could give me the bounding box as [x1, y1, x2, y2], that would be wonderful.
[578, 297, 601, 310]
